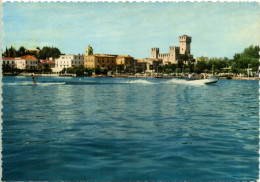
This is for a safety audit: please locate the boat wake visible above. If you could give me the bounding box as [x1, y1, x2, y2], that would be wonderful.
[5, 82, 66, 86]
[123, 80, 156, 85]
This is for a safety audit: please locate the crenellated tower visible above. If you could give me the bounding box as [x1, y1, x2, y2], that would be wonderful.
[179, 35, 191, 55]
[151, 48, 159, 59]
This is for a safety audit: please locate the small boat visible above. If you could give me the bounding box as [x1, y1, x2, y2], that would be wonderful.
[201, 76, 219, 84]
[187, 77, 219, 84]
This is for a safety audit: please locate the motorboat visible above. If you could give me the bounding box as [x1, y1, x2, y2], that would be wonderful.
[187, 73, 219, 84]
[200, 76, 219, 84]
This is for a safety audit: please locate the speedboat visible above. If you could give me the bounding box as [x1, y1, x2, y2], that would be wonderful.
[201, 76, 219, 84]
[187, 76, 219, 84]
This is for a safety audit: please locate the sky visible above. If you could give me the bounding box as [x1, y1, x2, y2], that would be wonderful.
[2, 2, 260, 59]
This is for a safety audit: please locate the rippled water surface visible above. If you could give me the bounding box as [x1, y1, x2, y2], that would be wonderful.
[2, 76, 259, 181]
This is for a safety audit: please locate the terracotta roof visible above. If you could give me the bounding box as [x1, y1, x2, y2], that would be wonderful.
[20, 55, 37, 60]
[40, 60, 55, 64]
[2, 57, 15, 60]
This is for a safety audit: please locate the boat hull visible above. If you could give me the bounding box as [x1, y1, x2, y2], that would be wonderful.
[188, 77, 219, 84]
[203, 77, 219, 84]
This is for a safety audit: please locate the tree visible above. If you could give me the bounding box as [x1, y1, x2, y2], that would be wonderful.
[3, 47, 9, 57]
[75, 65, 85, 76]
[177, 60, 184, 72]
[17, 46, 26, 57]
[7, 46, 17, 57]
[194, 60, 207, 73]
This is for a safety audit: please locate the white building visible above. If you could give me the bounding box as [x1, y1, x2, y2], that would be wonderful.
[2, 57, 16, 68]
[52, 54, 84, 73]
[15, 55, 38, 69]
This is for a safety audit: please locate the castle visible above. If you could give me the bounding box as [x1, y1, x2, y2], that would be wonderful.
[151, 35, 193, 65]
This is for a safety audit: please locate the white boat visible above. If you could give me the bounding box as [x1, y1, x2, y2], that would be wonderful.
[201, 76, 219, 84]
[188, 76, 219, 84]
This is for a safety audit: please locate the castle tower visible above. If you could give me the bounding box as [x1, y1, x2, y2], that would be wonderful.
[179, 35, 191, 55]
[151, 48, 159, 59]
[169, 46, 180, 64]
[85, 45, 93, 56]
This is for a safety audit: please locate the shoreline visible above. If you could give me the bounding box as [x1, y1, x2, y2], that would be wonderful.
[3, 73, 260, 80]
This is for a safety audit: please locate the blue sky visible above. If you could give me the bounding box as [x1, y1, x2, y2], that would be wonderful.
[2, 2, 260, 58]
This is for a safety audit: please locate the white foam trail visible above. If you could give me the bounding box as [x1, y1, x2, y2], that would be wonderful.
[4, 82, 66, 86]
[38, 82, 66, 86]
[4, 81, 32, 85]
[165, 79, 205, 86]
[124, 80, 156, 84]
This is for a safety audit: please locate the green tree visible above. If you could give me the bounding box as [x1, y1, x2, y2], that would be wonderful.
[75, 65, 85, 76]
[3, 47, 9, 57]
[194, 60, 207, 73]
[17, 46, 26, 57]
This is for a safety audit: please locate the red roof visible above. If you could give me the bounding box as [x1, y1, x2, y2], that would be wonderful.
[2, 57, 15, 60]
[40, 60, 55, 64]
[20, 55, 37, 60]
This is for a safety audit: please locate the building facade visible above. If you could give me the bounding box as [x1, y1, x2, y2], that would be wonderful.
[151, 35, 193, 65]
[15, 55, 38, 69]
[137, 58, 162, 74]
[116, 55, 134, 70]
[53, 54, 84, 73]
[85, 54, 117, 70]
[84, 45, 133, 70]
[39, 59, 55, 69]
[2, 57, 16, 68]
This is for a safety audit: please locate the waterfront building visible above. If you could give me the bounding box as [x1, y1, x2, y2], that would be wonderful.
[84, 45, 133, 70]
[151, 35, 194, 65]
[2, 57, 16, 68]
[116, 55, 134, 70]
[84, 54, 117, 70]
[39, 59, 55, 69]
[15, 55, 38, 70]
[137, 58, 162, 74]
[53, 54, 84, 73]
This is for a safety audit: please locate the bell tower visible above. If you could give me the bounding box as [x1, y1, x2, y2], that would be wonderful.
[85, 45, 93, 56]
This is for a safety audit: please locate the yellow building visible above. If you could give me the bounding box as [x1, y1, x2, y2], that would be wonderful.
[84, 54, 117, 70]
[116, 55, 134, 69]
[84, 46, 135, 71]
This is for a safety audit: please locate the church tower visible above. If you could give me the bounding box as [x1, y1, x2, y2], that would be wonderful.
[151, 48, 159, 59]
[179, 35, 191, 55]
[85, 45, 93, 56]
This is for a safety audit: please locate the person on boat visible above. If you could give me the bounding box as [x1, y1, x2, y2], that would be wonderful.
[31, 74, 37, 85]
[201, 74, 204, 79]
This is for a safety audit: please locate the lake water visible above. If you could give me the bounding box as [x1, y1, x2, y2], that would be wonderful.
[2, 76, 259, 181]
